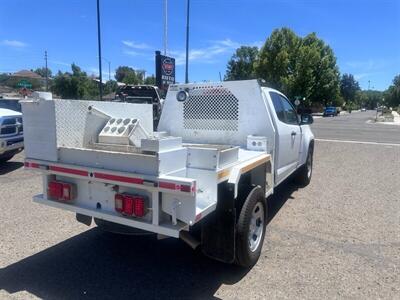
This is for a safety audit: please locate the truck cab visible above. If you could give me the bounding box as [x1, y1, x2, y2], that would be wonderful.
[115, 85, 163, 128]
[22, 79, 314, 267]
[0, 108, 24, 162]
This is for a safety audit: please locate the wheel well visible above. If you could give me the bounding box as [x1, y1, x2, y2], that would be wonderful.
[309, 139, 314, 152]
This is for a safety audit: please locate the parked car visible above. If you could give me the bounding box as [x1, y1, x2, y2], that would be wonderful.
[0, 108, 24, 162]
[361, 108, 367, 112]
[323, 106, 338, 117]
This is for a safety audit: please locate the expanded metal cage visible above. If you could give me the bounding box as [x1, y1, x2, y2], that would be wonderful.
[183, 85, 239, 131]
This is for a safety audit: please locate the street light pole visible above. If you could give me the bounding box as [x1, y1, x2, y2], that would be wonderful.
[98, 56, 111, 81]
[96, 0, 103, 100]
[164, 0, 168, 56]
[108, 61, 110, 81]
[44, 50, 48, 91]
[185, 0, 190, 84]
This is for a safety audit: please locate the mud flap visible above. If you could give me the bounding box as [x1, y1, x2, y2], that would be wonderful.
[201, 182, 236, 263]
[76, 213, 92, 226]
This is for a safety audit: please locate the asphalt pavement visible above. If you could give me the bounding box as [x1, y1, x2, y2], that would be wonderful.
[311, 110, 400, 144]
[0, 112, 399, 299]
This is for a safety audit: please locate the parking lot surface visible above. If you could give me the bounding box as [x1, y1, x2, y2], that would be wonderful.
[0, 112, 399, 299]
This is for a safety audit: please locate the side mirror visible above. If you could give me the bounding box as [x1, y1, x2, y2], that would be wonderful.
[300, 113, 313, 125]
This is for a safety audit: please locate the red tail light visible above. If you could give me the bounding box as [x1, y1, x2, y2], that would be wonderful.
[133, 196, 145, 217]
[122, 195, 134, 215]
[48, 181, 76, 201]
[48, 181, 63, 199]
[115, 193, 146, 217]
[115, 194, 124, 213]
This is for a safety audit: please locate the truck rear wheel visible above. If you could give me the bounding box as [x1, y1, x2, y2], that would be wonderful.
[235, 186, 267, 267]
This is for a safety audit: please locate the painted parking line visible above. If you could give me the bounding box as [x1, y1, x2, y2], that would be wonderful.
[315, 138, 400, 147]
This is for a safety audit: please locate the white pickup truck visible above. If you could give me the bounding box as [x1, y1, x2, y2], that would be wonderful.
[22, 80, 314, 267]
[0, 108, 24, 162]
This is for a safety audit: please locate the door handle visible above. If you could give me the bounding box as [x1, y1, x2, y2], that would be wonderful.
[291, 131, 297, 136]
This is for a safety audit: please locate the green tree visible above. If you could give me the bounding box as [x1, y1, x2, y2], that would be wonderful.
[0, 73, 8, 83]
[144, 75, 156, 85]
[115, 66, 141, 84]
[4, 76, 41, 90]
[104, 80, 118, 94]
[225, 46, 259, 80]
[254, 28, 340, 107]
[51, 63, 99, 100]
[340, 73, 360, 104]
[385, 75, 400, 108]
[33, 67, 52, 78]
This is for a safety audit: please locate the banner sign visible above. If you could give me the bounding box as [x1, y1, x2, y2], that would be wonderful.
[155, 51, 175, 90]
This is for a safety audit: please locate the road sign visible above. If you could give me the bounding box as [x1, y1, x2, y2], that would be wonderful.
[17, 80, 32, 89]
[294, 99, 300, 106]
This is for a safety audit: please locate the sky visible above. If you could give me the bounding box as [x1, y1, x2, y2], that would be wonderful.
[0, 0, 399, 91]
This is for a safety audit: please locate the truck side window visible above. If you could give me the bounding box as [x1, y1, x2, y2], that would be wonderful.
[280, 96, 298, 125]
[270, 92, 285, 122]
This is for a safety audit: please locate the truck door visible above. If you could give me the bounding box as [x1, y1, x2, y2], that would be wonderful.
[269, 92, 301, 184]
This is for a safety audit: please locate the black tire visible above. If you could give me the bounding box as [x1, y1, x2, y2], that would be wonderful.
[294, 144, 314, 186]
[0, 155, 14, 163]
[235, 186, 267, 268]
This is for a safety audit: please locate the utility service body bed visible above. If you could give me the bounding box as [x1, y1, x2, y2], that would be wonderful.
[22, 80, 274, 239]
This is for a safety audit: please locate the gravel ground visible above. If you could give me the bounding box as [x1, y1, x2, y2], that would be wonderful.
[0, 140, 399, 299]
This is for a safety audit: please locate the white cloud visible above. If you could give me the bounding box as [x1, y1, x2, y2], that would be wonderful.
[122, 40, 151, 49]
[123, 50, 140, 56]
[345, 59, 394, 71]
[170, 38, 260, 66]
[2, 39, 28, 48]
[354, 73, 375, 80]
[120, 38, 263, 66]
[48, 60, 70, 67]
[87, 67, 116, 80]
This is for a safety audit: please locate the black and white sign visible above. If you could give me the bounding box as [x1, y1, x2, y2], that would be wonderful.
[155, 51, 175, 90]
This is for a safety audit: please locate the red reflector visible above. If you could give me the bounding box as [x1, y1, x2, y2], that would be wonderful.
[159, 181, 195, 193]
[180, 185, 191, 193]
[133, 196, 145, 217]
[115, 194, 124, 213]
[159, 181, 177, 190]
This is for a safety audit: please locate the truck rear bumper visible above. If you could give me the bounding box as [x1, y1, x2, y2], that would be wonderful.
[33, 194, 187, 238]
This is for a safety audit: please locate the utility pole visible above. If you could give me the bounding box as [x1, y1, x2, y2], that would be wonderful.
[219, 71, 222, 82]
[44, 50, 48, 91]
[185, 0, 190, 84]
[96, 0, 103, 100]
[368, 80, 370, 90]
[108, 61, 110, 81]
[164, 0, 168, 55]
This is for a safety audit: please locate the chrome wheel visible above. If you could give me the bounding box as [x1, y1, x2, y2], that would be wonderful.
[248, 202, 264, 252]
